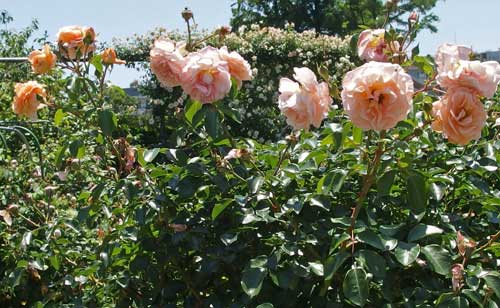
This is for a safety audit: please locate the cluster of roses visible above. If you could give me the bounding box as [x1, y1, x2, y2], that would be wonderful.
[149, 39, 252, 104]
[432, 44, 500, 145]
[13, 26, 126, 120]
[277, 26, 500, 146]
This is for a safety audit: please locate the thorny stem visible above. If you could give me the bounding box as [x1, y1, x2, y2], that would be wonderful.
[273, 142, 292, 176]
[343, 131, 386, 253]
[474, 230, 500, 254]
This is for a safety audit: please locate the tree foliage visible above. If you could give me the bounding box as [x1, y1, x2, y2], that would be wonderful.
[230, 0, 440, 35]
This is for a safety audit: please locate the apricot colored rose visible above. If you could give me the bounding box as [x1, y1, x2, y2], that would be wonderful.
[101, 48, 126, 65]
[435, 43, 472, 73]
[431, 87, 487, 145]
[278, 67, 332, 130]
[218, 46, 252, 87]
[12, 81, 47, 120]
[438, 60, 500, 99]
[150, 39, 186, 88]
[56, 26, 96, 59]
[357, 29, 398, 62]
[341, 61, 414, 131]
[28, 44, 57, 74]
[181, 47, 231, 104]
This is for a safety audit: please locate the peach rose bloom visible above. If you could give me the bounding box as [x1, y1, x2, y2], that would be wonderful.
[357, 29, 398, 62]
[57, 26, 96, 59]
[101, 48, 126, 65]
[341, 62, 414, 131]
[28, 44, 57, 74]
[435, 43, 472, 73]
[437, 60, 500, 98]
[150, 39, 186, 88]
[278, 67, 332, 130]
[218, 46, 252, 87]
[12, 81, 47, 120]
[181, 47, 232, 104]
[432, 87, 487, 145]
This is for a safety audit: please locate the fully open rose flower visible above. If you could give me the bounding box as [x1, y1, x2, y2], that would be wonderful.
[431, 87, 487, 145]
[101, 48, 126, 65]
[57, 26, 96, 59]
[181, 46, 231, 103]
[28, 44, 57, 74]
[150, 39, 187, 88]
[12, 81, 47, 120]
[357, 29, 398, 62]
[341, 62, 414, 131]
[435, 43, 472, 73]
[218, 46, 252, 87]
[437, 60, 500, 98]
[278, 67, 332, 130]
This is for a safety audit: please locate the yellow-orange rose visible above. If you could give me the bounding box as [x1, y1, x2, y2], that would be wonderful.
[101, 48, 126, 65]
[432, 87, 487, 145]
[28, 44, 57, 74]
[12, 81, 47, 120]
[57, 26, 96, 59]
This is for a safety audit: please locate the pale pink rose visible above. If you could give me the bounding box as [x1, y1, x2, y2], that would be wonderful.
[435, 43, 472, 73]
[181, 46, 232, 104]
[437, 60, 500, 98]
[341, 62, 414, 131]
[431, 87, 487, 145]
[278, 67, 332, 130]
[357, 29, 398, 62]
[218, 46, 252, 87]
[150, 39, 186, 88]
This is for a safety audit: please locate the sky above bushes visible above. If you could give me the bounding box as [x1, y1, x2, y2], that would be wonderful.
[2, 0, 499, 87]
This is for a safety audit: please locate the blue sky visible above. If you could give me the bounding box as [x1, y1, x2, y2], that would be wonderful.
[2, 0, 499, 86]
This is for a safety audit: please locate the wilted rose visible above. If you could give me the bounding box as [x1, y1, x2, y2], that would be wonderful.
[57, 25, 96, 59]
[28, 44, 57, 74]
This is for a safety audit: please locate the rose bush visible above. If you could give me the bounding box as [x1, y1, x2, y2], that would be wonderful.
[1, 5, 500, 308]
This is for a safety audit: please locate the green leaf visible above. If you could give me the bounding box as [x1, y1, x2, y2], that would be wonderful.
[90, 54, 103, 74]
[407, 224, 443, 242]
[484, 272, 500, 300]
[249, 176, 264, 194]
[377, 170, 397, 197]
[185, 99, 202, 124]
[324, 251, 350, 281]
[54, 109, 65, 127]
[462, 289, 484, 307]
[212, 199, 232, 220]
[394, 242, 420, 266]
[308, 262, 324, 276]
[143, 148, 160, 163]
[357, 230, 398, 251]
[421, 245, 452, 276]
[317, 169, 348, 194]
[343, 268, 369, 307]
[49, 255, 60, 271]
[407, 172, 428, 214]
[204, 105, 221, 139]
[241, 267, 267, 298]
[98, 109, 117, 136]
[356, 250, 387, 278]
[437, 296, 469, 308]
